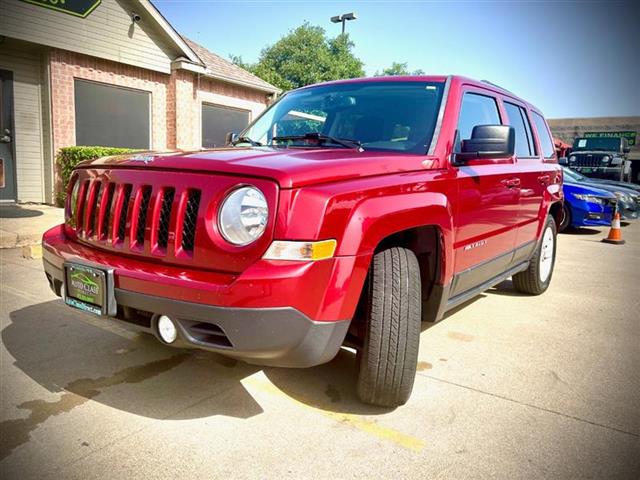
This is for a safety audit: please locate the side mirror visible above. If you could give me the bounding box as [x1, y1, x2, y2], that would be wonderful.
[454, 125, 515, 165]
[559, 157, 568, 166]
[225, 132, 239, 146]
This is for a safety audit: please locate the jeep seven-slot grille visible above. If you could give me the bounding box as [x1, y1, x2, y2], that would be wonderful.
[99, 183, 115, 240]
[134, 186, 152, 247]
[181, 190, 201, 253]
[72, 178, 201, 257]
[117, 184, 133, 242]
[157, 188, 175, 250]
[572, 154, 605, 167]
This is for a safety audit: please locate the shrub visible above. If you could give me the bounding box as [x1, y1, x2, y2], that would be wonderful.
[56, 146, 136, 206]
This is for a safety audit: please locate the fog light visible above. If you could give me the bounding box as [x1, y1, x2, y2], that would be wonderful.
[157, 315, 178, 343]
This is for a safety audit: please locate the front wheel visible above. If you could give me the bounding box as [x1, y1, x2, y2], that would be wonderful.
[357, 247, 421, 407]
[513, 215, 557, 295]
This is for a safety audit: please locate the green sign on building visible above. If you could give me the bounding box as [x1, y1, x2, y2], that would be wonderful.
[584, 131, 637, 147]
[19, 0, 102, 18]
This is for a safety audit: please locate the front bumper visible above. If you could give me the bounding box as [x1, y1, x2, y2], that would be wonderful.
[571, 204, 613, 228]
[42, 225, 364, 367]
[618, 202, 639, 221]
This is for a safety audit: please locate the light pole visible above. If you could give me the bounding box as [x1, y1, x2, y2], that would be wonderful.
[330, 12, 357, 35]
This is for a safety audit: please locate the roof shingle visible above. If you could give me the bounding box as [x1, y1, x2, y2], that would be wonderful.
[184, 37, 279, 93]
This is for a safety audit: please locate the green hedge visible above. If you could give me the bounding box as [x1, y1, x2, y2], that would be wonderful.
[56, 146, 137, 206]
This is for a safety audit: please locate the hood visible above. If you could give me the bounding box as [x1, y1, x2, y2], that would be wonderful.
[571, 150, 618, 155]
[563, 181, 616, 198]
[78, 148, 434, 189]
[572, 180, 639, 197]
[587, 178, 640, 193]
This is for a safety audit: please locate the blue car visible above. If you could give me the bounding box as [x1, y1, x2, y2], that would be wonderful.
[560, 181, 616, 232]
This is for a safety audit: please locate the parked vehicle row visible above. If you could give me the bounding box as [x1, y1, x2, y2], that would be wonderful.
[560, 166, 639, 232]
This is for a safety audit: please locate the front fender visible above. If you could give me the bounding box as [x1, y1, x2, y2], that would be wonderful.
[339, 191, 452, 250]
[275, 172, 457, 283]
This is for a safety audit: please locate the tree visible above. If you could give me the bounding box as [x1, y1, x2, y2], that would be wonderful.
[374, 62, 425, 77]
[231, 23, 364, 91]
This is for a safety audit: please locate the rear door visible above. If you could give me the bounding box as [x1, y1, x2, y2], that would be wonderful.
[502, 100, 543, 261]
[530, 110, 562, 235]
[451, 89, 520, 297]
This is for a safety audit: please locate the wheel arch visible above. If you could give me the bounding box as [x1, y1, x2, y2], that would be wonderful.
[549, 200, 564, 228]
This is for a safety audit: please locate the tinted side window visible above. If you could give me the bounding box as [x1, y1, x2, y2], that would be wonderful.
[531, 111, 555, 158]
[521, 109, 536, 155]
[504, 102, 534, 157]
[456, 93, 501, 151]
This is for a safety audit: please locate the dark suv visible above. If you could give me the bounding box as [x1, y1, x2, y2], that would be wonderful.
[566, 137, 631, 182]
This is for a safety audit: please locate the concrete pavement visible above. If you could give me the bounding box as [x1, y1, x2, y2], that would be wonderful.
[1, 223, 638, 479]
[0, 204, 64, 249]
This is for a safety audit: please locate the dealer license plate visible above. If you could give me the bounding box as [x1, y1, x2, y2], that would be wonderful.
[64, 263, 108, 315]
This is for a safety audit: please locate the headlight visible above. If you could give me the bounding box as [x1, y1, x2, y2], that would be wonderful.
[613, 192, 630, 202]
[572, 193, 604, 204]
[569, 155, 576, 162]
[601, 155, 610, 163]
[218, 186, 268, 245]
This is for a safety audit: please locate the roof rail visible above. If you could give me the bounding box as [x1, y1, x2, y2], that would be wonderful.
[480, 80, 514, 94]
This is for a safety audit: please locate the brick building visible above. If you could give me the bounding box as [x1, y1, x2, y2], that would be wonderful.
[0, 0, 278, 203]
[548, 116, 640, 161]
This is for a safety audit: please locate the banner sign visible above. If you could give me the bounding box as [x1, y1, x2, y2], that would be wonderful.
[19, 0, 102, 18]
[584, 131, 636, 147]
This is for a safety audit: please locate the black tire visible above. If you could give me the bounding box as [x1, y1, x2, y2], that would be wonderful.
[559, 203, 571, 232]
[513, 215, 557, 295]
[356, 247, 421, 407]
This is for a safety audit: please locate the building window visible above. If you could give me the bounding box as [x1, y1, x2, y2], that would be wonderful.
[202, 103, 250, 148]
[74, 80, 151, 149]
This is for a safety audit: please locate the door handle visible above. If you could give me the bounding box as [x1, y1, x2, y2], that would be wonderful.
[501, 178, 521, 188]
[537, 175, 550, 185]
[0, 135, 10, 143]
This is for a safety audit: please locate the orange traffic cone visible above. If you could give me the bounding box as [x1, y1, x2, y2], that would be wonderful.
[602, 211, 625, 245]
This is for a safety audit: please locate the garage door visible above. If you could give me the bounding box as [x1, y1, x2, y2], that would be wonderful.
[202, 104, 250, 148]
[74, 80, 150, 149]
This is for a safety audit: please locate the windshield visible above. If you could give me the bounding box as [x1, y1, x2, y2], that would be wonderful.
[240, 81, 445, 154]
[573, 137, 620, 152]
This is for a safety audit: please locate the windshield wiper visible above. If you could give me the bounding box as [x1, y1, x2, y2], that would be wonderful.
[232, 136, 262, 147]
[271, 133, 364, 151]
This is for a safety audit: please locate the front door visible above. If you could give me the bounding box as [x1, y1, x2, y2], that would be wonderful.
[451, 90, 520, 297]
[0, 70, 16, 201]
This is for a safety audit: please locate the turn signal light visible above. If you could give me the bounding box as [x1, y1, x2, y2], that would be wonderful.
[263, 240, 337, 261]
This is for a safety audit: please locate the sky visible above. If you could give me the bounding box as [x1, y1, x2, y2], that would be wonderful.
[153, 0, 640, 119]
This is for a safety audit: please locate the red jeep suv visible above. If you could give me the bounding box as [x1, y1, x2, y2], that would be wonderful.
[43, 76, 563, 407]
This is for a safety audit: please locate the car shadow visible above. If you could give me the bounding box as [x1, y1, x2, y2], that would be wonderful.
[0, 205, 44, 218]
[561, 227, 602, 235]
[4, 301, 394, 429]
[484, 279, 525, 297]
[420, 294, 486, 333]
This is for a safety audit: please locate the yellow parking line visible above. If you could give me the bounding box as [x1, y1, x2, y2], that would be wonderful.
[243, 377, 426, 452]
